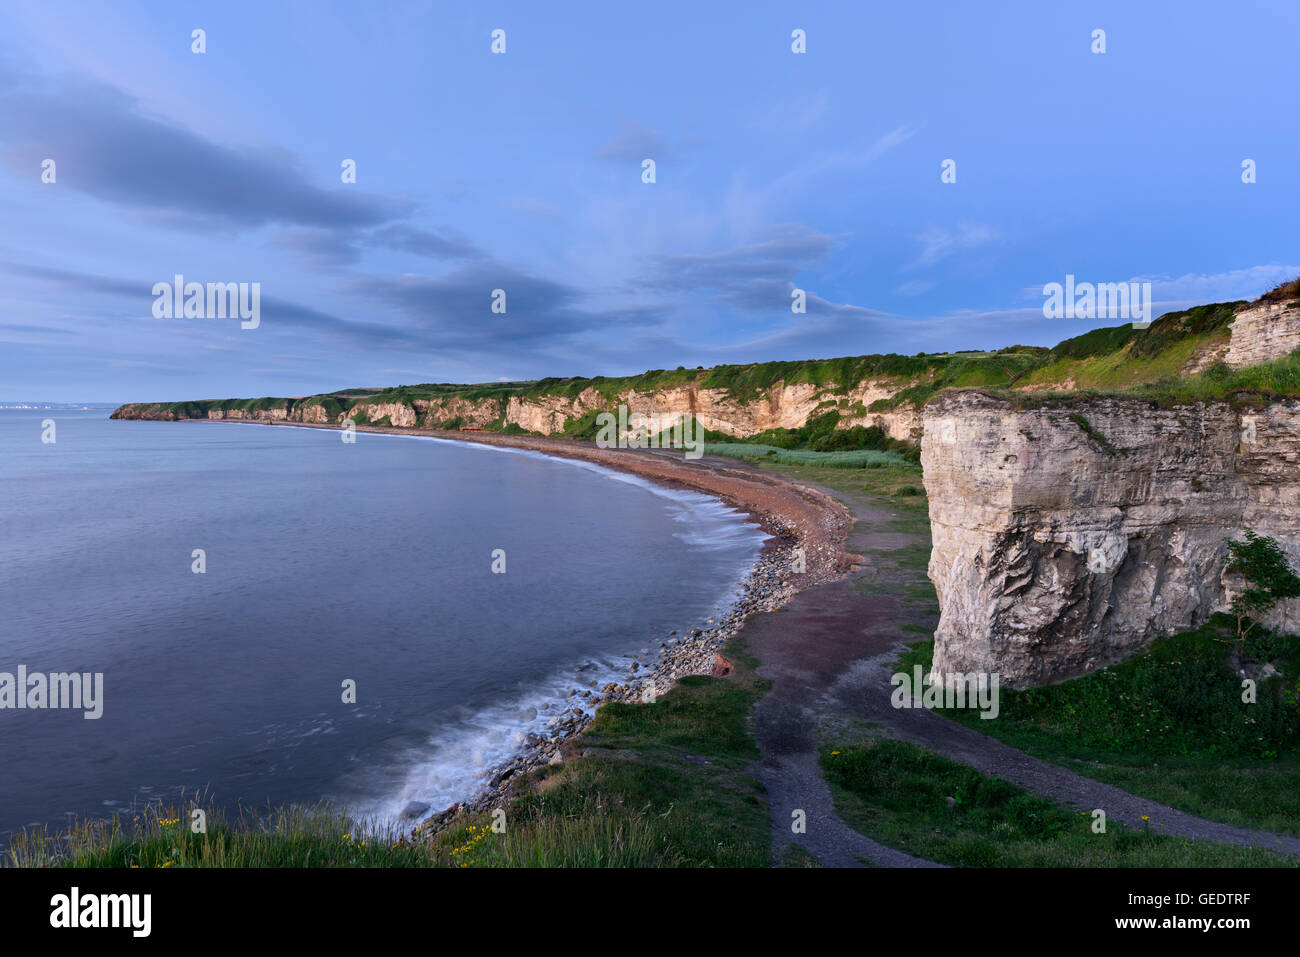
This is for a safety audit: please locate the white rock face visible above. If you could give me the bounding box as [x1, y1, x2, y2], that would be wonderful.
[293, 403, 332, 424]
[203, 407, 288, 421]
[112, 377, 927, 442]
[1226, 299, 1300, 368]
[445, 379, 920, 441]
[504, 388, 604, 433]
[352, 401, 418, 427]
[922, 391, 1300, 687]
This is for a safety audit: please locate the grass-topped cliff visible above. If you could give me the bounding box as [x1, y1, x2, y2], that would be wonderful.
[112, 279, 1300, 451]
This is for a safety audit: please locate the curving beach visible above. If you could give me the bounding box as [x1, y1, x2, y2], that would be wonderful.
[191, 417, 862, 825]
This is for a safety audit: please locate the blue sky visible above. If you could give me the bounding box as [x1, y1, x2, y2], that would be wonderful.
[2, 0, 1298, 402]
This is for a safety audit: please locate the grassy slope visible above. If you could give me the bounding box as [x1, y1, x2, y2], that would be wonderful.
[995, 350, 1300, 411]
[1017, 300, 1239, 391]
[896, 621, 1300, 836]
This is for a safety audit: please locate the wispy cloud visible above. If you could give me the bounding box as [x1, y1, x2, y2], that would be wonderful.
[894, 279, 936, 297]
[0, 74, 403, 233]
[597, 120, 674, 163]
[753, 90, 831, 132]
[725, 125, 915, 232]
[907, 221, 1001, 270]
[639, 223, 835, 295]
[0, 258, 433, 352]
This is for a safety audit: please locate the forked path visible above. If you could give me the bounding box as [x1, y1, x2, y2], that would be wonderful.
[740, 477, 1300, 866]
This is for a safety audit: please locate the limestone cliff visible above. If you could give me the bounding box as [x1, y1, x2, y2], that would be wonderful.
[1225, 298, 1300, 369]
[111, 376, 924, 443]
[922, 391, 1300, 687]
[110, 279, 1300, 447]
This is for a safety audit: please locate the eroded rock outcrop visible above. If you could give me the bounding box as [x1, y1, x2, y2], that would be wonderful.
[350, 401, 418, 427]
[1226, 297, 1300, 369]
[923, 390, 1300, 687]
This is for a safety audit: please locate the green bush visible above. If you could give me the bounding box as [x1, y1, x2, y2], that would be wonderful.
[1128, 301, 1243, 359]
[1049, 324, 1138, 361]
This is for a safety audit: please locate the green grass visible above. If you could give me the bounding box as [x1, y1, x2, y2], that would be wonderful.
[1048, 323, 1140, 361]
[897, 618, 1300, 835]
[820, 737, 1293, 866]
[756, 460, 937, 611]
[998, 350, 1300, 411]
[18, 639, 772, 868]
[701, 354, 939, 401]
[753, 460, 934, 544]
[704, 443, 909, 468]
[1079, 763, 1300, 838]
[743, 411, 920, 457]
[299, 394, 346, 418]
[1010, 301, 1242, 396]
[10, 799, 438, 869]
[854, 545, 937, 599]
[780, 843, 823, 867]
[559, 408, 606, 439]
[866, 351, 1046, 412]
[753, 459, 931, 503]
[1128, 300, 1242, 359]
[883, 542, 931, 572]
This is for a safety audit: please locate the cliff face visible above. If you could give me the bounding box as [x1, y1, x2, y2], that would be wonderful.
[577, 380, 921, 441]
[1226, 299, 1300, 368]
[110, 283, 1300, 444]
[504, 388, 604, 434]
[111, 377, 923, 443]
[922, 391, 1300, 687]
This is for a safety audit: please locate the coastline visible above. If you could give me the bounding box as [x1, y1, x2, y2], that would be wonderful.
[118, 417, 860, 830]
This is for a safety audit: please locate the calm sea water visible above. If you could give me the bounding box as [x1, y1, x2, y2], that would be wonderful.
[0, 410, 766, 840]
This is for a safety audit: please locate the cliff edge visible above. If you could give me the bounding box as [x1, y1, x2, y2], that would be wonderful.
[923, 390, 1300, 687]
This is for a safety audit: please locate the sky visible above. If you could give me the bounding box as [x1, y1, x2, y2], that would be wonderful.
[1, 0, 1298, 403]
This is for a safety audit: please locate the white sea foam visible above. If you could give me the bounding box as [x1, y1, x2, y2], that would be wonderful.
[349, 655, 631, 826]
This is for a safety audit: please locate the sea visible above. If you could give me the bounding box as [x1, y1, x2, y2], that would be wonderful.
[0, 410, 767, 841]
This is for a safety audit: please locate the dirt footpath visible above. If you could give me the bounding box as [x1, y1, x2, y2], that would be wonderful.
[739, 477, 1300, 865]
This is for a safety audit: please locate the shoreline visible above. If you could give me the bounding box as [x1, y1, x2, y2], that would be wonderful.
[117, 417, 860, 830]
